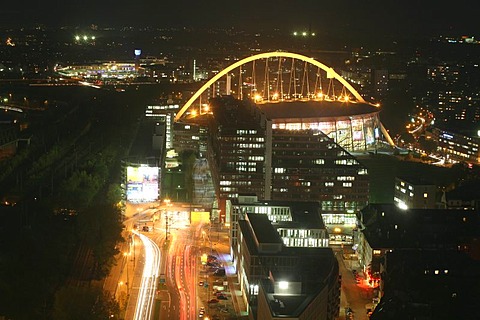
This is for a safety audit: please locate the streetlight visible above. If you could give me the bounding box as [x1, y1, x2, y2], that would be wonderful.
[123, 252, 130, 295]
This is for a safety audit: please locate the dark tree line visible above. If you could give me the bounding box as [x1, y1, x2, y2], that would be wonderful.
[0, 85, 146, 319]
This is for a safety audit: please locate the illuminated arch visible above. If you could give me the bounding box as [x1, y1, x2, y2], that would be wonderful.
[175, 51, 367, 121]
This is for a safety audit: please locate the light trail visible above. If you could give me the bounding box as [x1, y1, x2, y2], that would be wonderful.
[132, 231, 161, 320]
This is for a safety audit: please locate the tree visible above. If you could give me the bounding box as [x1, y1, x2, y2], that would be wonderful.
[52, 285, 119, 320]
[77, 205, 123, 279]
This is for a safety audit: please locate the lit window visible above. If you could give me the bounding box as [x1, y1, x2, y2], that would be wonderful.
[278, 281, 289, 289]
[358, 169, 368, 175]
[423, 193, 428, 198]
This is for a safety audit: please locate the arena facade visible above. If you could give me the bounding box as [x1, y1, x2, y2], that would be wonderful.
[257, 100, 383, 153]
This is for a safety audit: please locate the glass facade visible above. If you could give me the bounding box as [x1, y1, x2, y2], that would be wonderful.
[271, 113, 381, 152]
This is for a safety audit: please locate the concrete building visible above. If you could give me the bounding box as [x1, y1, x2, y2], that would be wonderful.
[445, 180, 480, 210]
[355, 203, 480, 300]
[236, 213, 340, 320]
[371, 249, 480, 320]
[393, 176, 437, 209]
[229, 195, 329, 261]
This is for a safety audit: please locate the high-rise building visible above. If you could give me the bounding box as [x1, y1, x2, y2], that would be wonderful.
[206, 96, 370, 226]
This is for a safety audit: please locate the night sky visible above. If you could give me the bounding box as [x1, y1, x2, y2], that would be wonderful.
[3, 0, 480, 37]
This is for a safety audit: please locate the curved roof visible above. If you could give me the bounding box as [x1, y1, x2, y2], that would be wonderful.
[257, 100, 380, 122]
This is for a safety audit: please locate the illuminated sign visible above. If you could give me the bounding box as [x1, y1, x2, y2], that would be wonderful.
[441, 133, 453, 140]
[134, 49, 142, 56]
[126, 166, 159, 202]
[353, 130, 363, 141]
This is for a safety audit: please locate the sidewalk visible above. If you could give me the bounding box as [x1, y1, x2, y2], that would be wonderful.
[212, 230, 249, 319]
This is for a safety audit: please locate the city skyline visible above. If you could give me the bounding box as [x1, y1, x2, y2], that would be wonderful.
[3, 1, 480, 40]
[2, 2, 480, 319]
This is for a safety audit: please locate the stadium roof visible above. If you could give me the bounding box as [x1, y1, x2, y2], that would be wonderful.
[257, 100, 379, 121]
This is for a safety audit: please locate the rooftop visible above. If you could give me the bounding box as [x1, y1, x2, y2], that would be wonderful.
[209, 96, 266, 129]
[257, 100, 379, 121]
[246, 213, 283, 245]
[234, 199, 325, 229]
[359, 203, 480, 249]
[372, 249, 480, 320]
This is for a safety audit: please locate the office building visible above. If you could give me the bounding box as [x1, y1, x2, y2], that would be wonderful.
[206, 96, 370, 227]
[237, 213, 340, 320]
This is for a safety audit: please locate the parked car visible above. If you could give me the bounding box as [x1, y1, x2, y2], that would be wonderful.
[208, 298, 219, 304]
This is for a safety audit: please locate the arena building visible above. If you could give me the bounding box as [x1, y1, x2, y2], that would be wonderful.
[258, 100, 382, 153]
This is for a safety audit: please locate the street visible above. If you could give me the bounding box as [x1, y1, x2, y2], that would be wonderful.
[334, 246, 376, 320]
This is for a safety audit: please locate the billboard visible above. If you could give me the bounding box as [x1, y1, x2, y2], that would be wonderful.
[126, 166, 159, 202]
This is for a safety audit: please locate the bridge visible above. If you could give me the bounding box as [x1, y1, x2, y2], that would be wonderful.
[174, 51, 395, 147]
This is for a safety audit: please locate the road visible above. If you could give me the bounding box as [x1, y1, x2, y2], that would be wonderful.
[131, 230, 161, 320]
[335, 246, 375, 320]
[159, 205, 203, 320]
[111, 202, 236, 320]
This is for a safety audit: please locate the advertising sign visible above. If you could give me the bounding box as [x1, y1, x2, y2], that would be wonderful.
[126, 166, 159, 202]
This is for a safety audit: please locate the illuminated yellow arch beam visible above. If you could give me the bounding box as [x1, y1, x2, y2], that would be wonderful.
[175, 51, 366, 121]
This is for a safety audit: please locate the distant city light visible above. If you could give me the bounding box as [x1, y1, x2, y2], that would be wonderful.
[75, 35, 96, 42]
[293, 31, 315, 37]
[6, 37, 15, 47]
